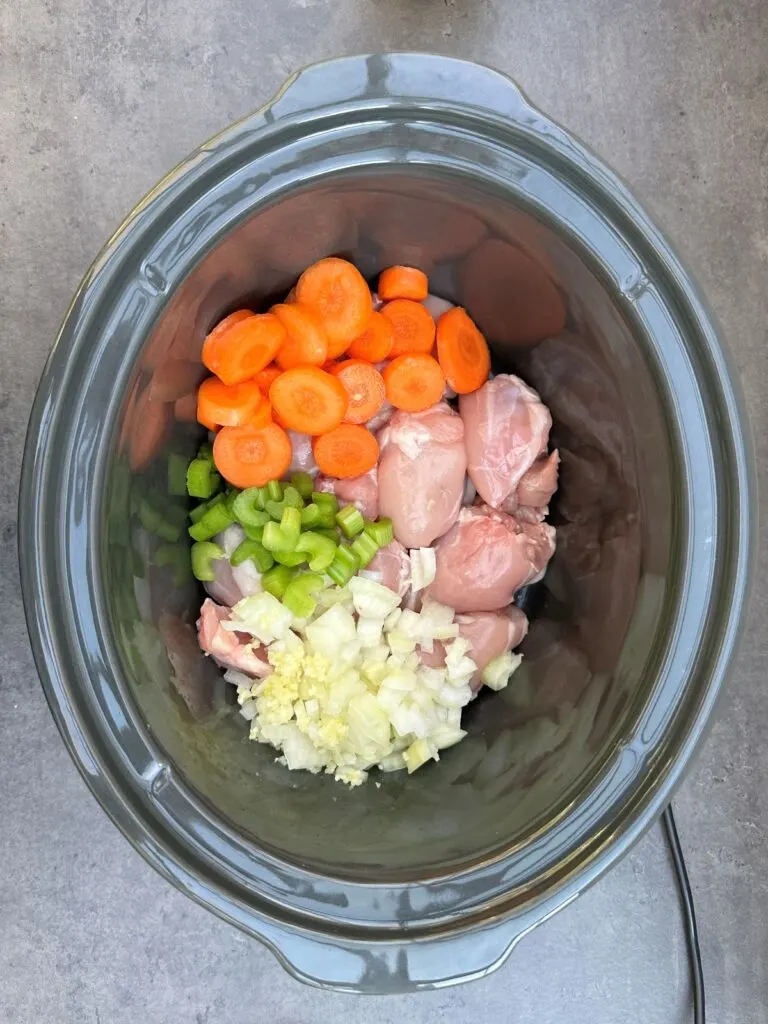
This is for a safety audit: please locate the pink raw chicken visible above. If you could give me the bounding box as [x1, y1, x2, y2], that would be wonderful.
[196, 598, 271, 678]
[287, 429, 318, 476]
[460, 374, 552, 509]
[315, 467, 379, 520]
[428, 505, 556, 613]
[377, 403, 467, 548]
[366, 539, 410, 597]
[420, 606, 529, 691]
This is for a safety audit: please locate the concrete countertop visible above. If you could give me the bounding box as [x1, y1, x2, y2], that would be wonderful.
[1, 1, 766, 1021]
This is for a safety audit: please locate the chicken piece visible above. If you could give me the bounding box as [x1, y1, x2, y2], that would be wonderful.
[203, 557, 244, 607]
[377, 403, 467, 548]
[366, 540, 410, 598]
[287, 430, 318, 476]
[420, 607, 529, 692]
[517, 450, 560, 508]
[315, 467, 379, 520]
[366, 400, 394, 434]
[428, 505, 556, 613]
[196, 598, 271, 677]
[460, 374, 552, 509]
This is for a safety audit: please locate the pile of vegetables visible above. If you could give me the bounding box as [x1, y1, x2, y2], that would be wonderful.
[183, 258, 531, 786]
[187, 455, 396, 612]
[221, 578, 518, 787]
[194, 258, 490, 489]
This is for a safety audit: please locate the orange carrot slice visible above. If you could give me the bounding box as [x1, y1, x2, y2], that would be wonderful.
[272, 302, 329, 370]
[197, 377, 265, 429]
[269, 365, 348, 435]
[347, 310, 395, 363]
[254, 364, 282, 393]
[435, 307, 491, 394]
[202, 313, 287, 386]
[312, 424, 379, 479]
[378, 265, 429, 302]
[213, 422, 292, 488]
[380, 299, 436, 357]
[382, 352, 445, 412]
[295, 257, 372, 357]
[246, 400, 273, 429]
[331, 360, 386, 424]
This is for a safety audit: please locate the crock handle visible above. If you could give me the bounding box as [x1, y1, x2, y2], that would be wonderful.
[259, 52, 549, 132]
[258, 903, 557, 993]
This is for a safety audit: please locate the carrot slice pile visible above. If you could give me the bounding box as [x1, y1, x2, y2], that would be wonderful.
[347, 310, 395, 363]
[254, 363, 282, 393]
[378, 265, 429, 302]
[213, 422, 292, 488]
[436, 307, 491, 394]
[197, 377, 265, 428]
[380, 299, 436, 357]
[331, 360, 386, 424]
[313, 424, 379, 479]
[295, 258, 372, 358]
[202, 313, 287, 385]
[272, 302, 329, 370]
[206, 308, 255, 342]
[269, 366, 348, 435]
[382, 352, 445, 412]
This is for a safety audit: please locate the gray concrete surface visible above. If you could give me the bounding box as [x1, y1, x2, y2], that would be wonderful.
[1, 1, 767, 1021]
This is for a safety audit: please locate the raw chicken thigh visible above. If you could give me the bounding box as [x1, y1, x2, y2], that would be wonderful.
[377, 403, 466, 548]
[287, 430, 318, 476]
[460, 374, 552, 509]
[366, 539, 411, 598]
[197, 599, 271, 677]
[421, 606, 529, 691]
[428, 505, 556, 613]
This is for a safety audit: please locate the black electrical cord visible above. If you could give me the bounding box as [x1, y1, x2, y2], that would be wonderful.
[662, 804, 705, 1023]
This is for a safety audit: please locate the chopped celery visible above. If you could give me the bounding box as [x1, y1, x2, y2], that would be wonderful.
[189, 492, 223, 524]
[280, 506, 301, 548]
[326, 545, 360, 586]
[315, 527, 341, 543]
[242, 523, 265, 541]
[261, 564, 296, 599]
[295, 531, 338, 572]
[231, 539, 274, 572]
[364, 516, 393, 547]
[167, 453, 188, 496]
[266, 480, 283, 502]
[290, 472, 314, 500]
[312, 490, 338, 513]
[197, 442, 213, 462]
[317, 504, 338, 529]
[282, 485, 303, 509]
[265, 499, 285, 521]
[262, 521, 288, 552]
[186, 458, 220, 499]
[350, 531, 379, 568]
[336, 504, 365, 539]
[188, 501, 234, 541]
[282, 572, 325, 619]
[191, 540, 225, 581]
[232, 487, 268, 526]
[300, 503, 321, 529]
[273, 549, 308, 567]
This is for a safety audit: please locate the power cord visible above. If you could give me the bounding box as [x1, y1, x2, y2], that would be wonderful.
[662, 804, 705, 1023]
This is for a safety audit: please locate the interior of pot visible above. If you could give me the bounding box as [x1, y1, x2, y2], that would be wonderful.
[104, 172, 673, 879]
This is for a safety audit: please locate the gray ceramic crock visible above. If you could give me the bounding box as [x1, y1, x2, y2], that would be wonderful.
[19, 54, 753, 993]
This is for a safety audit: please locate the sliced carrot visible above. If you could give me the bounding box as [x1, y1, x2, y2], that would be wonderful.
[382, 353, 445, 412]
[128, 389, 173, 471]
[436, 307, 491, 394]
[312, 424, 379, 479]
[269, 366, 348, 435]
[174, 393, 198, 423]
[272, 302, 329, 370]
[321, 359, 339, 374]
[205, 308, 255, 342]
[347, 310, 395, 363]
[202, 313, 287, 386]
[254, 364, 282, 393]
[295, 257, 373, 358]
[246, 400, 273, 430]
[331, 360, 386, 425]
[197, 377, 264, 429]
[213, 422, 292, 489]
[380, 299, 436, 358]
[378, 265, 429, 302]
